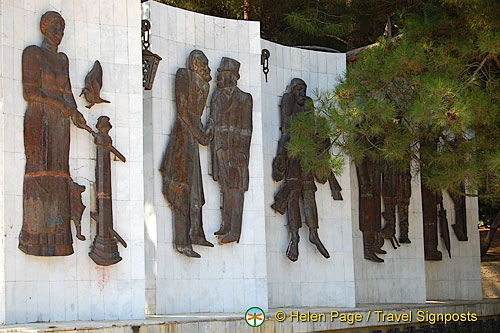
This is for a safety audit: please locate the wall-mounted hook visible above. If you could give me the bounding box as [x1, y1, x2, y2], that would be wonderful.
[261, 49, 270, 82]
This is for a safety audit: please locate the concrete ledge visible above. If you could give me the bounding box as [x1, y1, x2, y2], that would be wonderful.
[1, 299, 498, 332]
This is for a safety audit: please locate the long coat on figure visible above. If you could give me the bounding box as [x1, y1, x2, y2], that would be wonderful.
[208, 57, 253, 244]
[160, 50, 213, 258]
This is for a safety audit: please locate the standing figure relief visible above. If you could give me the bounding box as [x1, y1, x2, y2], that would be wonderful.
[160, 50, 214, 258]
[208, 57, 253, 245]
[272, 78, 340, 262]
[20, 11, 92, 256]
[21, 11, 127, 265]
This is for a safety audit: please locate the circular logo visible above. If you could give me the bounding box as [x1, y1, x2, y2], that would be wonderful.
[245, 307, 265, 327]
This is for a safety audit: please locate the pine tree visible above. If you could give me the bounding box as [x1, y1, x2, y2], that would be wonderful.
[287, 0, 500, 253]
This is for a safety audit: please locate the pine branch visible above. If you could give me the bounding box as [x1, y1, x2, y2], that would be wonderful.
[462, 54, 492, 90]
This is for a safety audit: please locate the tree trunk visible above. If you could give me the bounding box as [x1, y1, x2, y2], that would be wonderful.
[480, 208, 500, 256]
[244, 0, 250, 20]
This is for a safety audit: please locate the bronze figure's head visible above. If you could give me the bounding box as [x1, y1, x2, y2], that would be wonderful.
[40, 11, 65, 46]
[289, 78, 307, 106]
[187, 50, 211, 82]
[96, 116, 112, 134]
[216, 57, 240, 88]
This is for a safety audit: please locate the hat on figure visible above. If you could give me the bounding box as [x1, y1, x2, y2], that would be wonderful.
[217, 57, 240, 79]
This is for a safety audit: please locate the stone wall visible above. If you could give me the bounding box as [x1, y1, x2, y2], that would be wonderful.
[142, 1, 268, 315]
[0, 0, 145, 324]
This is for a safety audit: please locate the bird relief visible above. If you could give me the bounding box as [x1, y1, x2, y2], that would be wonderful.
[80, 60, 111, 109]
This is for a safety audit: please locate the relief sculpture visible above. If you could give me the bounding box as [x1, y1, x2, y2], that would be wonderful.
[357, 158, 386, 262]
[381, 164, 412, 248]
[80, 60, 110, 109]
[450, 185, 468, 241]
[422, 183, 443, 261]
[19, 11, 92, 256]
[397, 166, 412, 244]
[160, 50, 214, 258]
[272, 78, 340, 262]
[207, 57, 253, 244]
[358, 160, 412, 262]
[89, 116, 128, 266]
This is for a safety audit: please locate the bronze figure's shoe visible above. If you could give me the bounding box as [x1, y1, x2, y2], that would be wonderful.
[309, 230, 330, 259]
[286, 239, 299, 262]
[190, 236, 214, 247]
[220, 231, 240, 244]
[214, 222, 230, 236]
[176, 245, 201, 258]
[365, 251, 384, 263]
[375, 248, 387, 255]
[286, 231, 300, 262]
[399, 236, 411, 244]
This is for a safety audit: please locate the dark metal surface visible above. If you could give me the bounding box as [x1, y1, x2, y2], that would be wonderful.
[89, 116, 127, 266]
[80, 60, 110, 109]
[357, 158, 385, 262]
[271, 78, 331, 261]
[70, 181, 86, 241]
[261, 49, 270, 82]
[397, 166, 412, 244]
[208, 57, 253, 244]
[142, 19, 162, 90]
[328, 172, 343, 200]
[437, 194, 452, 258]
[19, 11, 87, 256]
[450, 186, 468, 241]
[160, 50, 214, 258]
[381, 163, 400, 249]
[421, 183, 443, 261]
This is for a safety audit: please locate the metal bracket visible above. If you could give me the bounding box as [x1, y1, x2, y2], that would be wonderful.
[261, 49, 270, 82]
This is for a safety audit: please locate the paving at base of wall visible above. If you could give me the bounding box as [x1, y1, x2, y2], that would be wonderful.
[0, 299, 498, 333]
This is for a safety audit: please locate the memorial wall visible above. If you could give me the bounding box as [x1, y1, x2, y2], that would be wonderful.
[142, 1, 268, 315]
[0, 0, 483, 325]
[0, 0, 145, 324]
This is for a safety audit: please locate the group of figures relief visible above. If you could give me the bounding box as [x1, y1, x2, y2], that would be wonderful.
[19, 11, 126, 266]
[357, 156, 469, 263]
[161, 49, 346, 261]
[161, 50, 253, 258]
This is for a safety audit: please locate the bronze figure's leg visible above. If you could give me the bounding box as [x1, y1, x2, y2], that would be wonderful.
[397, 167, 412, 244]
[381, 163, 399, 249]
[215, 187, 231, 236]
[303, 190, 330, 259]
[220, 188, 245, 243]
[173, 208, 201, 258]
[189, 193, 214, 247]
[363, 232, 384, 262]
[398, 201, 411, 243]
[286, 189, 302, 261]
[421, 183, 442, 261]
[357, 159, 385, 262]
[450, 187, 468, 241]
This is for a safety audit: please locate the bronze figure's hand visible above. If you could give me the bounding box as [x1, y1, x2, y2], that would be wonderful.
[204, 125, 214, 144]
